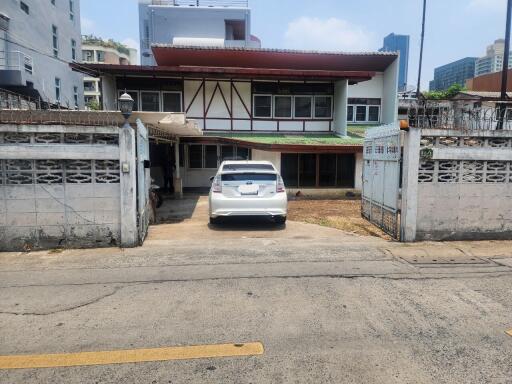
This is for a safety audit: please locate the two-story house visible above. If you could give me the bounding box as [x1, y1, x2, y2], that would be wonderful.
[74, 45, 398, 192]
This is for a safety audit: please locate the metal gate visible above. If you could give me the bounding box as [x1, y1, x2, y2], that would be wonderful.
[136, 120, 150, 244]
[361, 123, 402, 239]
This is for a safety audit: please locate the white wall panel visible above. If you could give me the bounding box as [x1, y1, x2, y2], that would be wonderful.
[305, 121, 330, 132]
[253, 120, 277, 131]
[278, 121, 303, 132]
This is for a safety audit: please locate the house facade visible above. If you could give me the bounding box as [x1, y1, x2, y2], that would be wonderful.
[0, 0, 84, 108]
[75, 46, 398, 192]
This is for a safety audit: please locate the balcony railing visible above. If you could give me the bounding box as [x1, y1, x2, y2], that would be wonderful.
[151, 0, 248, 7]
[0, 51, 33, 74]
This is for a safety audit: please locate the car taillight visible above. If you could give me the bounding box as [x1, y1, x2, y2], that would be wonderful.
[276, 176, 285, 193]
[212, 177, 222, 193]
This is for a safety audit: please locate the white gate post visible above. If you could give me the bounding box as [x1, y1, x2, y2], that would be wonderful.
[400, 127, 421, 242]
[119, 123, 138, 247]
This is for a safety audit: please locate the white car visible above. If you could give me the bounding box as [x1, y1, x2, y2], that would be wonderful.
[208, 160, 288, 224]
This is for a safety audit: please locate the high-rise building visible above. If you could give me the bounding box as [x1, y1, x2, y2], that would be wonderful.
[475, 39, 512, 77]
[379, 33, 409, 91]
[429, 57, 477, 91]
[138, 0, 261, 66]
[81, 36, 137, 108]
[0, 0, 83, 108]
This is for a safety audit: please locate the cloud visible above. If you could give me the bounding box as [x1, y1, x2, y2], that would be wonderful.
[467, 0, 506, 11]
[284, 17, 375, 52]
[80, 16, 95, 34]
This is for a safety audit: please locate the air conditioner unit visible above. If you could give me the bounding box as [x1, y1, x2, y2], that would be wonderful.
[0, 13, 10, 31]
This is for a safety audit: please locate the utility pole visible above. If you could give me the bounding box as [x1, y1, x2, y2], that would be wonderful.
[498, 0, 512, 129]
[416, 0, 427, 98]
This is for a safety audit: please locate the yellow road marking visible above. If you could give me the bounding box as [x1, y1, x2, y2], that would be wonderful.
[506, 329, 512, 337]
[0, 342, 264, 370]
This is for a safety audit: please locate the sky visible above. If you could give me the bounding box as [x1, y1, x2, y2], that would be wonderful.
[80, 0, 511, 90]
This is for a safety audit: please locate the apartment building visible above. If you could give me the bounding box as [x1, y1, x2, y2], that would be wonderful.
[0, 0, 83, 108]
[475, 39, 512, 77]
[138, 0, 260, 65]
[81, 36, 137, 107]
[379, 33, 409, 92]
[429, 57, 477, 91]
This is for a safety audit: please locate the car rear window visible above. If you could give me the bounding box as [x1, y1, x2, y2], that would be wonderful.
[221, 173, 277, 182]
[222, 164, 274, 171]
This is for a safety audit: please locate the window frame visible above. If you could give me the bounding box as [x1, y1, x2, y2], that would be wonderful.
[69, 0, 74, 21]
[73, 85, 78, 108]
[55, 77, 61, 103]
[367, 105, 380, 123]
[161, 91, 183, 113]
[20, 1, 29, 14]
[354, 105, 368, 122]
[253, 94, 273, 119]
[71, 39, 76, 61]
[293, 95, 313, 119]
[52, 25, 59, 57]
[313, 95, 333, 119]
[273, 95, 293, 119]
[140, 91, 161, 112]
[96, 50, 105, 62]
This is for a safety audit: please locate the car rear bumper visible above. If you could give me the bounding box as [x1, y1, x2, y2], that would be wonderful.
[209, 193, 287, 218]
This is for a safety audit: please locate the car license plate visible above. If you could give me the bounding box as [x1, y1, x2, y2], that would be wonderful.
[238, 184, 259, 195]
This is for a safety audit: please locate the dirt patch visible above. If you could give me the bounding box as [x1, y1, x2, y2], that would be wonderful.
[288, 199, 390, 239]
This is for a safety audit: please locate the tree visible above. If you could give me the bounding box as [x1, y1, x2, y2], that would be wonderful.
[422, 83, 464, 100]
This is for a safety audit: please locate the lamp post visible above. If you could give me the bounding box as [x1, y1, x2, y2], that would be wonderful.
[118, 92, 134, 126]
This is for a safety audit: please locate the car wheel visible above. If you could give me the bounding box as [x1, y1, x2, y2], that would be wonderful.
[209, 216, 220, 225]
[274, 216, 287, 224]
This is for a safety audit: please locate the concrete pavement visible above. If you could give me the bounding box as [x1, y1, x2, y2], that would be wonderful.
[1, 204, 512, 383]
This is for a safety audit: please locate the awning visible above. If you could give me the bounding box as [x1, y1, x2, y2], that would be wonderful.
[127, 112, 203, 141]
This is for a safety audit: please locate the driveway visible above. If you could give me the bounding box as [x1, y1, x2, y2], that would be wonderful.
[149, 194, 384, 244]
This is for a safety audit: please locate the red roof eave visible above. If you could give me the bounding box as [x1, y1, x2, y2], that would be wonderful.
[71, 63, 375, 81]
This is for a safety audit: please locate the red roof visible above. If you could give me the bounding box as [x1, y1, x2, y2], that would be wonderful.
[71, 63, 375, 82]
[151, 45, 397, 72]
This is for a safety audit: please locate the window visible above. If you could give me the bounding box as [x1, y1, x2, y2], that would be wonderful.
[73, 86, 78, 108]
[355, 106, 367, 122]
[347, 105, 354, 122]
[69, 0, 74, 21]
[71, 39, 76, 61]
[253, 95, 272, 118]
[162, 92, 182, 112]
[118, 91, 139, 111]
[84, 81, 95, 92]
[20, 1, 29, 14]
[140, 91, 159, 111]
[96, 51, 105, 62]
[188, 145, 218, 169]
[188, 145, 203, 169]
[294, 96, 312, 118]
[314, 96, 332, 118]
[225, 20, 246, 41]
[55, 78, 61, 103]
[82, 50, 94, 62]
[220, 145, 251, 161]
[281, 153, 355, 188]
[52, 25, 58, 57]
[274, 95, 292, 118]
[221, 145, 234, 162]
[368, 106, 380, 122]
[204, 145, 218, 168]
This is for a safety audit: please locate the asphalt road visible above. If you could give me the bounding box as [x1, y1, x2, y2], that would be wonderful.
[1, 218, 512, 383]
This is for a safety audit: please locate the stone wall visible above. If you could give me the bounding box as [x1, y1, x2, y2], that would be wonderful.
[0, 124, 139, 251]
[401, 128, 512, 241]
